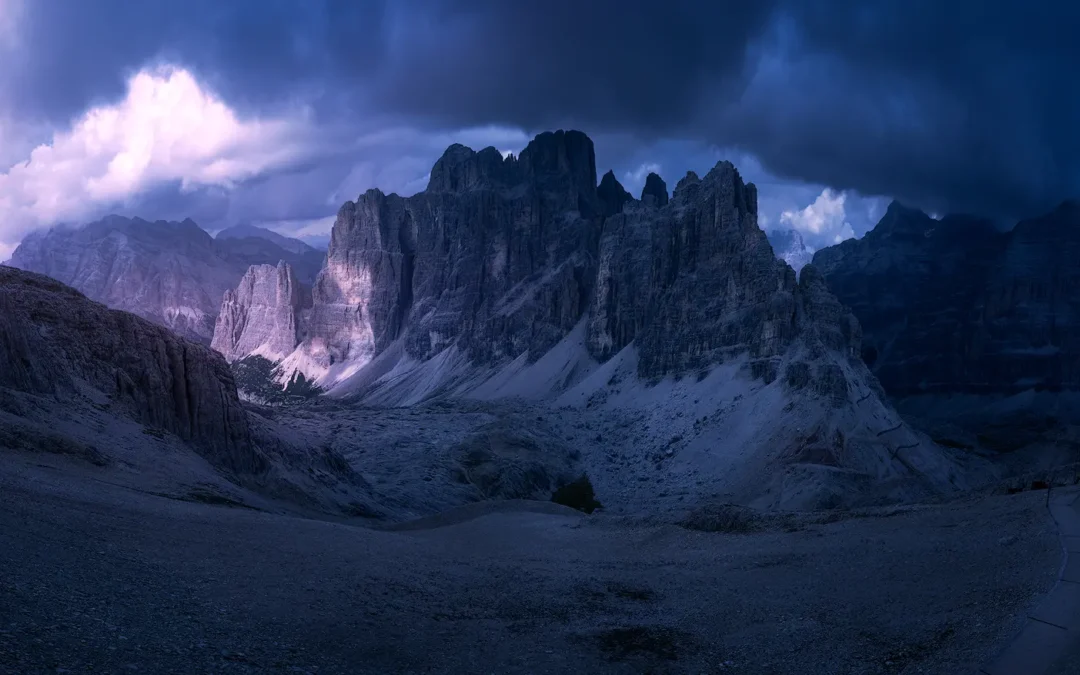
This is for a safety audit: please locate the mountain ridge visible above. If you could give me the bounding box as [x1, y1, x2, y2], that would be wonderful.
[8, 215, 324, 343]
[812, 197, 1080, 454]
[207, 129, 968, 510]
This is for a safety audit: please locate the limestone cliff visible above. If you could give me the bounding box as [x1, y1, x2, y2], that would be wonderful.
[222, 131, 864, 408]
[766, 229, 814, 273]
[204, 130, 966, 508]
[212, 262, 309, 363]
[0, 265, 259, 474]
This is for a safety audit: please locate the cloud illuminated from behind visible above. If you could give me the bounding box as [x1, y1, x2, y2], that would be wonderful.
[0, 65, 313, 253]
[779, 188, 856, 244]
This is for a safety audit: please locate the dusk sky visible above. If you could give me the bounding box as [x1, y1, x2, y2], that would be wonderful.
[0, 0, 1076, 258]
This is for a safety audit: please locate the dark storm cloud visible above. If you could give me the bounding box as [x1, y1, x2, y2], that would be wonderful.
[720, 0, 1080, 220]
[6, 0, 1079, 222]
[1, 0, 389, 122]
[366, 0, 779, 132]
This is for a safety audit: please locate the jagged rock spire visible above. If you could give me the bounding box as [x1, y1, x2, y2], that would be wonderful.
[597, 170, 632, 217]
[640, 172, 669, 207]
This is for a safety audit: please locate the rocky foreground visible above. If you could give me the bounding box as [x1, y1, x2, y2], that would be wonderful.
[0, 451, 1058, 675]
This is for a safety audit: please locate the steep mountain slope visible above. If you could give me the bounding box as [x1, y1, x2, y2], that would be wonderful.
[0, 264, 377, 517]
[8, 215, 323, 343]
[212, 262, 310, 363]
[212, 130, 977, 509]
[813, 200, 1080, 452]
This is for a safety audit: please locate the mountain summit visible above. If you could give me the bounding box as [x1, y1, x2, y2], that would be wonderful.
[212, 129, 964, 510]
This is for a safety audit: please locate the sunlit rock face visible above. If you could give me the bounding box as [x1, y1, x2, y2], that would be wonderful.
[211, 262, 308, 363]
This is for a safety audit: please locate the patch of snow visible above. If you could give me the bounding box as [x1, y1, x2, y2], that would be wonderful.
[163, 305, 205, 322]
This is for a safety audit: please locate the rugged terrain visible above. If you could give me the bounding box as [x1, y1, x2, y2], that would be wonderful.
[0, 450, 1060, 675]
[216, 223, 324, 255]
[766, 228, 814, 273]
[0, 131, 1074, 674]
[208, 130, 984, 512]
[8, 216, 324, 343]
[0, 264, 376, 518]
[813, 200, 1080, 460]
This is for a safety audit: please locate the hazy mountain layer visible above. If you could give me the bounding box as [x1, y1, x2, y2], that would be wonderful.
[8, 215, 324, 343]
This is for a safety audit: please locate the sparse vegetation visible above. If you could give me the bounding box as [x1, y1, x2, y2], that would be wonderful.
[231, 356, 323, 405]
[552, 474, 603, 514]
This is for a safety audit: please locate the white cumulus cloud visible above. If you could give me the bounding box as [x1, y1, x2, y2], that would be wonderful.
[779, 188, 856, 245]
[0, 65, 314, 255]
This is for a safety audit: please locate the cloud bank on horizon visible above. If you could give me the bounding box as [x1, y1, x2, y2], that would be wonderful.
[0, 0, 1075, 259]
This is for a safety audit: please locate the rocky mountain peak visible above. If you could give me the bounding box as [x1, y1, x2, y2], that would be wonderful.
[1016, 199, 1080, 238]
[427, 144, 519, 193]
[875, 200, 934, 234]
[518, 130, 599, 216]
[597, 170, 632, 217]
[640, 172, 669, 208]
[766, 228, 814, 273]
[212, 261, 307, 363]
[811, 198, 1079, 427]
[220, 134, 860, 407]
[216, 224, 316, 256]
[673, 170, 701, 200]
[9, 215, 323, 344]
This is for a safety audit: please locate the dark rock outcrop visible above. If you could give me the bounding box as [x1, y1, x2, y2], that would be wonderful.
[0, 265, 260, 474]
[640, 172, 669, 208]
[597, 170, 633, 217]
[673, 171, 701, 200]
[813, 199, 1080, 429]
[588, 160, 857, 380]
[8, 215, 324, 343]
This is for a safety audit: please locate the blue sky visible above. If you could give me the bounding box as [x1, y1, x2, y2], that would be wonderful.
[0, 0, 1074, 258]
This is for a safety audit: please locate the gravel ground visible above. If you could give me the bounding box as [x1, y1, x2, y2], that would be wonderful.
[0, 453, 1061, 675]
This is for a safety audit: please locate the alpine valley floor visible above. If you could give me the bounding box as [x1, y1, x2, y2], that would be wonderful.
[0, 445, 1062, 675]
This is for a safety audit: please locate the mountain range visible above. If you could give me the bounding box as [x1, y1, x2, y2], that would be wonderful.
[813, 199, 1080, 461]
[7, 217, 324, 343]
[10, 128, 1080, 508]
[0, 129, 972, 512]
